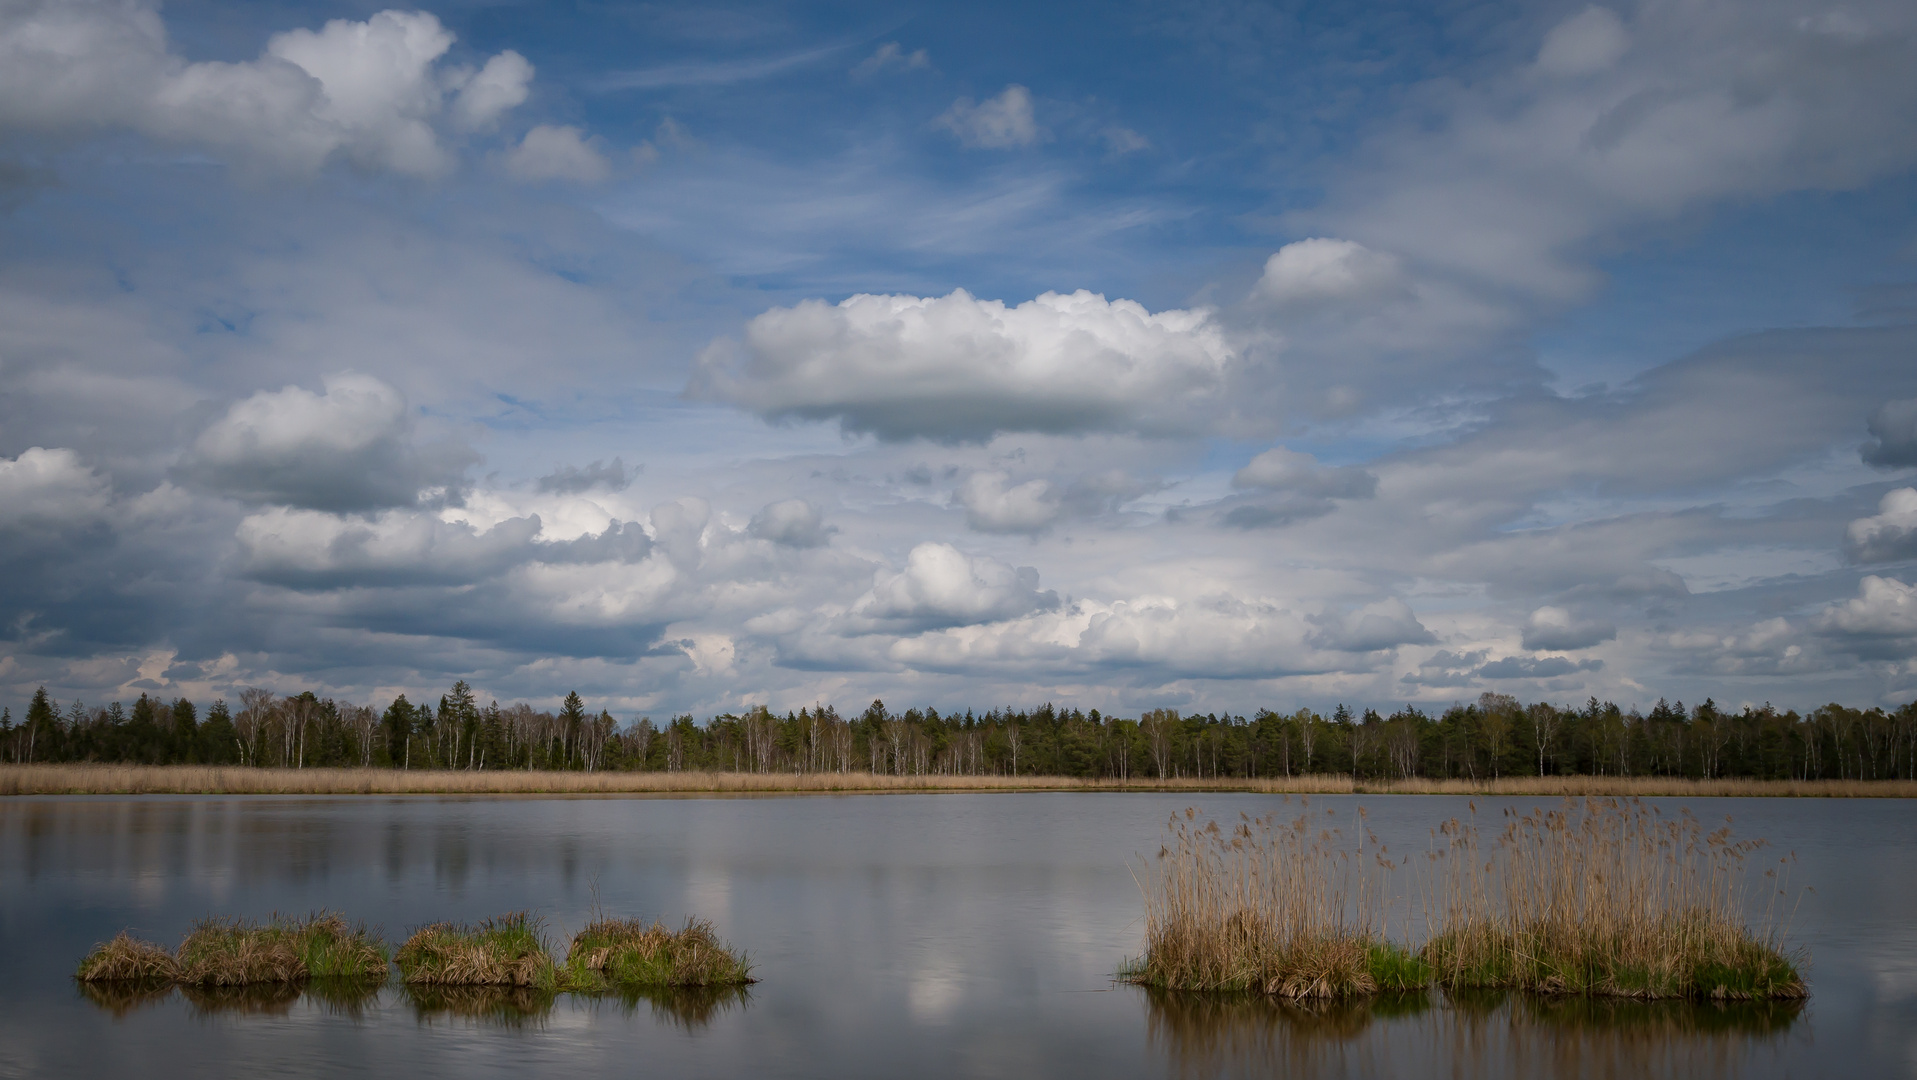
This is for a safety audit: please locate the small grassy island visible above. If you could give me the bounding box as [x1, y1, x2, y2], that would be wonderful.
[77, 910, 753, 1003]
[1125, 797, 1806, 1001]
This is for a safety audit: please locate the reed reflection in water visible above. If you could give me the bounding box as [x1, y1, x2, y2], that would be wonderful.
[76, 978, 752, 1032]
[1144, 986, 1805, 1080]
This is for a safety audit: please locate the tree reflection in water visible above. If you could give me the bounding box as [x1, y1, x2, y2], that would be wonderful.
[1144, 987, 1805, 1079]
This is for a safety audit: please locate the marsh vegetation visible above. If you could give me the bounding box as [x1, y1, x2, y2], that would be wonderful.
[77, 909, 752, 1008]
[1128, 798, 1805, 1002]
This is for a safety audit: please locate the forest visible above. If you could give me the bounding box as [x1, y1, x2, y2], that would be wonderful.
[2, 683, 1913, 782]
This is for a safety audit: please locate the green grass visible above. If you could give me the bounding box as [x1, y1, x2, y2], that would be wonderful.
[562, 917, 754, 991]
[395, 912, 560, 989]
[1419, 915, 1806, 1000]
[174, 913, 389, 986]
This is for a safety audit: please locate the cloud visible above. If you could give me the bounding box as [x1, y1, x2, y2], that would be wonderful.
[1863, 399, 1917, 468]
[505, 125, 611, 183]
[1249, 0, 1917, 418]
[886, 594, 1355, 680]
[1102, 127, 1149, 155]
[1233, 447, 1377, 499]
[936, 84, 1040, 148]
[1476, 654, 1604, 679]
[1815, 575, 1917, 639]
[852, 42, 928, 78]
[0, 3, 534, 176]
[748, 498, 836, 548]
[1219, 500, 1337, 529]
[448, 50, 533, 132]
[691, 288, 1234, 441]
[1521, 605, 1617, 651]
[851, 543, 1057, 631]
[1308, 597, 1435, 652]
[1220, 447, 1375, 529]
[0, 447, 112, 530]
[1534, 6, 1630, 77]
[1401, 649, 1490, 688]
[957, 471, 1060, 534]
[1847, 488, 1917, 564]
[537, 458, 634, 495]
[183, 373, 475, 512]
[1253, 239, 1406, 306]
[237, 507, 543, 588]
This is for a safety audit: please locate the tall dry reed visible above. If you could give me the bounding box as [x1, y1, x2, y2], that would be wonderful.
[1420, 798, 1804, 998]
[1127, 803, 1424, 998]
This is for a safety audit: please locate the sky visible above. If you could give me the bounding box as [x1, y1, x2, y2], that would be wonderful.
[2, 0, 1916, 720]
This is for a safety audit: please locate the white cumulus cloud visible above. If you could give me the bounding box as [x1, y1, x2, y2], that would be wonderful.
[1254, 238, 1406, 306]
[1816, 575, 1917, 639]
[0, 2, 534, 176]
[1847, 488, 1917, 564]
[852, 543, 1058, 631]
[691, 288, 1235, 441]
[0, 447, 112, 528]
[184, 372, 474, 511]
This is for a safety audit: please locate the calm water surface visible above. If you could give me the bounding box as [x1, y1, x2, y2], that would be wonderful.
[0, 793, 1912, 1078]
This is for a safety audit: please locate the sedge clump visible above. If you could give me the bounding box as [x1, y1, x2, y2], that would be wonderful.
[396, 912, 560, 990]
[563, 917, 754, 991]
[175, 913, 389, 986]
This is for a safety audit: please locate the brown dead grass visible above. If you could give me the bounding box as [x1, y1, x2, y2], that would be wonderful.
[5, 764, 1911, 797]
[76, 932, 180, 982]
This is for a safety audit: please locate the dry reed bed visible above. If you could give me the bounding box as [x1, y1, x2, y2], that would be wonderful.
[8, 763, 1913, 797]
[78, 910, 752, 996]
[1127, 797, 1806, 1001]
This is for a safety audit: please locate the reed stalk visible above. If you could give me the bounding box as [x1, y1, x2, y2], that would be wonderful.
[1132, 798, 1806, 1001]
[1420, 798, 1806, 999]
[1124, 804, 1426, 998]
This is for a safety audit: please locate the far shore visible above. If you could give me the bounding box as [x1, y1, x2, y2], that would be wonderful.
[2, 764, 1912, 798]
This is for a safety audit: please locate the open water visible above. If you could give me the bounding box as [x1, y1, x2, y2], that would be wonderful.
[0, 792, 1911, 1078]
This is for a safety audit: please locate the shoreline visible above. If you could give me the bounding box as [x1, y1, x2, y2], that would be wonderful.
[3, 764, 1912, 798]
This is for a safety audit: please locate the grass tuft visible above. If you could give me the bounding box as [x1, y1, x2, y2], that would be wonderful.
[76, 932, 180, 983]
[175, 912, 389, 986]
[396, 912, 559, 989]
[563, 917, 754, 990]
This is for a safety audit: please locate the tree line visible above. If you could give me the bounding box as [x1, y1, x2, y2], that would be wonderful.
[3, 685, 1914, 782]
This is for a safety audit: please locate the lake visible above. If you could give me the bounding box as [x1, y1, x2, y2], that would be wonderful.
[1, 792, 1912, 1078]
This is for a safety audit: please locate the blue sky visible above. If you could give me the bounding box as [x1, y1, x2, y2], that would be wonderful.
[3, 0, 1916, 718]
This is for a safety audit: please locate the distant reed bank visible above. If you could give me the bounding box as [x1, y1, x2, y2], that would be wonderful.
[5, 763, 1913, 797]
